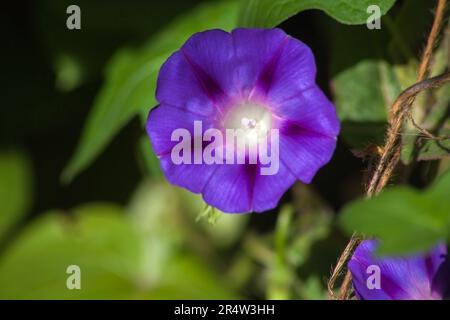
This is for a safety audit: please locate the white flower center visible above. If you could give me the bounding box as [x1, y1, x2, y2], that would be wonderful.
[223, 103, 272, 149]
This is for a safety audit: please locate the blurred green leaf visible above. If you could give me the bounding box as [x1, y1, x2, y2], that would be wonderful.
[333, 60, 400, 147]
[62, 0, 239, 183]
[427, 169, 450, 218]
[0, 151, 33, 243]
[288, 211, 331, 267]
[182, 192, 249, 248]
[0, 203, 141, 299]
[127, 180, 241, 298]
[138, 135, 162, 178]
[297, 276, 327, 300]
[339, 170, 450, 255]
[130, 179, 248, 249]
[127, 181, 185, 287]
[137, 254, 239, 299]
[267, 205, 294, 300]
[275, 205, 293, 264]
[239, 0, 396, 27]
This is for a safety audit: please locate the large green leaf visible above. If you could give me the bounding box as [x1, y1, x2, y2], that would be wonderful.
[239, 0, 397, 27]
[0, 151, 33, 242]
[62, 0, 239, 183]
[339, 170, 450, 255]
[0, 204, 141, 299]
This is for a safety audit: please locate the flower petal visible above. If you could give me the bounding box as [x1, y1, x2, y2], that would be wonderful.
[230, 28, 287, 96]
[156, 31, 232, 117]
[201, 160, 297, 213]
[273, 85, 340, 138]
[349, 240, 448, 300]
[278, 127, 337, 184]
[202, 164, 255, 213]
[252, 32, 317, 101]
[147, 104, 217, 193]
[159, 155, 218, 194]
[251, 160, 297, 212]
[147, 104, 215, 156]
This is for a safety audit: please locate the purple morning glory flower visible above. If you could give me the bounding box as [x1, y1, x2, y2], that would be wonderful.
[146, 28, 339, 213]
[349, 240, 450, 300]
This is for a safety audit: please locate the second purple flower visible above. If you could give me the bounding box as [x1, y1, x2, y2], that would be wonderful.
[349, 240, 450, 300]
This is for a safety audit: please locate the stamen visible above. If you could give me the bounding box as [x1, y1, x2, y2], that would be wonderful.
[223, 102, 273, 152]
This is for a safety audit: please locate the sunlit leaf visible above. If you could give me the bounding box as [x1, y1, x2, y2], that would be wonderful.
[239, 0, 396, 27]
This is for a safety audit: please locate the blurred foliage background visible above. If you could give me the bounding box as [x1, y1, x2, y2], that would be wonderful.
[0, 0, 449, 299]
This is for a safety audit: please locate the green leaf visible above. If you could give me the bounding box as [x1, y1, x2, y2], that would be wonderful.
[426, 169, 450, 219]
[127, 181, 186, 287]
[298, 276, 328, 300]
[401, 125, 450, 164]
[62, 0, 239, 183]
[137, 135, 162, 178]
[339, 170, 450, 255]
[401, 66, 450, 164]
[127, 180, 242, 296]
[334, 60, 392, 122]
[0, 184, 241, 299]
[0, 204, 141, 299]
[239, 0, 397, 27]
[0, 151, 33, 242]
[136, 254, 239, 299]
[177, 187, 249, 248]
[333, 60, 400, 147]
[267, 205, 294, 300]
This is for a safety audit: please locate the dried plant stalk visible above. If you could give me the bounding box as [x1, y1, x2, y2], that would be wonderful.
[328, 0, 448, 300]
